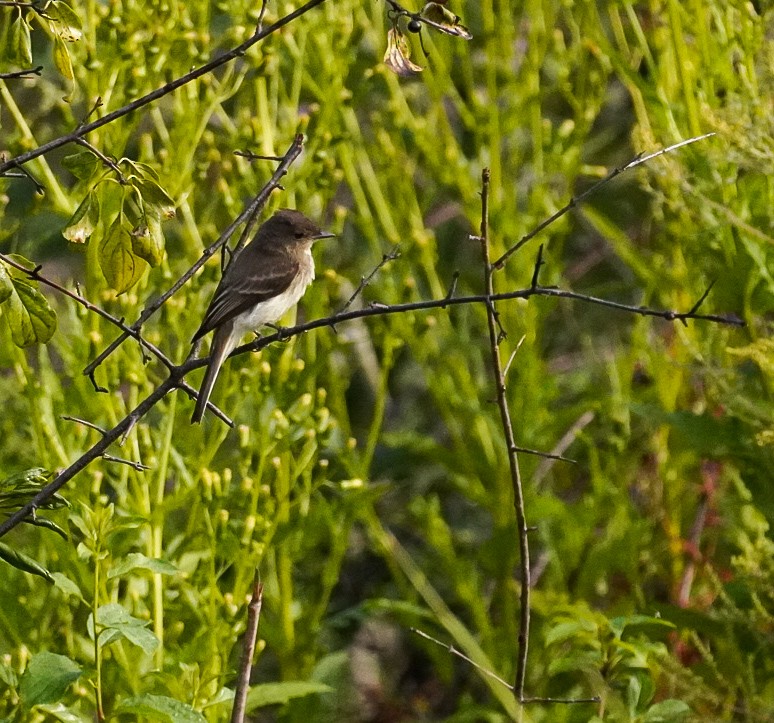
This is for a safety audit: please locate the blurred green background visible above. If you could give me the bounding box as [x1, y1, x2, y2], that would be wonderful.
[1, 1, 772, 720]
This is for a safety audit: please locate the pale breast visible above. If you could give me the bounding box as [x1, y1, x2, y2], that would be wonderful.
[231, 248, 315, 339]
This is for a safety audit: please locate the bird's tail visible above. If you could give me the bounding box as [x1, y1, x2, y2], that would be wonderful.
[191, 324, 236, 424]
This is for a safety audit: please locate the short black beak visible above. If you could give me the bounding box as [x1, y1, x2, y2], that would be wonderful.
[314, 230, 336, 241]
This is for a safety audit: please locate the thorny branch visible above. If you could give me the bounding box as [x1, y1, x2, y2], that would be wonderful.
[0, 239, 743, 538]
[478, 168, 531, 703]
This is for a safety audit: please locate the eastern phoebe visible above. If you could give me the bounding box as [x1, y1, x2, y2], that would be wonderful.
[190, 208, 334, 423]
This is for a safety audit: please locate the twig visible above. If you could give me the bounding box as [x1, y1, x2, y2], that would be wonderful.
[492, 133, 716, 270]
[478, 168, 531, 702]
[411, 627, 514, 690]
[533, 411, 595, 489]
[502, 335, 525, 379]
[82, 134, 305, 379]
[410, 628, 599, 705]
[0, 0, 331, 177]
[61, 415, 107, 435]
[73, 138, 126, 183]
[442, 271, 459, 308]
[0, 66, 43, 80]
[337, 247, 401, 314]
[256, 0, 269, 33]
[231, 575, 264, 723]
[384, 0, 472, 38]
[234, 150, 284, 162]
[510, 445, 576, 464]
[102, 454, 151, 471]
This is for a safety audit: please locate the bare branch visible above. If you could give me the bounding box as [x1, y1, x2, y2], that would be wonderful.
[337, 247, 401, 314]
[492, 133, 716, 270]
[477, 168, 531, 702]
[231, 575, 264, 723]
[102, 454, 151, 471]
[0, 254, 742, 539]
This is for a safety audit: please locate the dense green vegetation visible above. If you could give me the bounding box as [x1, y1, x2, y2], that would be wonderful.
[0, 1, 772, 720]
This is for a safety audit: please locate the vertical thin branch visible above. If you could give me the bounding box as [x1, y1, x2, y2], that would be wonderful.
[231, 575, 264, 723]
[478, 168, 531, 702]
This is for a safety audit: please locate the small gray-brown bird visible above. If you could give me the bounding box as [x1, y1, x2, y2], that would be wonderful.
[191, 209, 334, 423]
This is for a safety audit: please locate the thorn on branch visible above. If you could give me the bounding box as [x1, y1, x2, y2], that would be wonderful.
[530, 245, 545, 290]
[688, 279, 716, 316]
[103, 454, 151, 471]
[442, 271, 459, 308]
[61, 415, 107, 436]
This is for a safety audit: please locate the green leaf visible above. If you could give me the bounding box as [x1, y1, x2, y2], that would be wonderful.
[609, 615, 676, 640]
[642, 699, 691, 722]
[245, 681, 333, 711]
[0, 467, 66, 510]
[545, 618, 599, 646]
[53, 35, 74, 81]
[63, 191, 100, 243]
[51, 573, 84, 601]
[92, 603, 159, 655]
[46, 1, 83, 42]
[34, 702, 90, 722]
[0, 542, 54, 582]
[9, 14, 32, 67]
[0, 257, 57, 347]
[108, 552, 179, 579]
[98, 218, 148, 294]
[114, 694, 206, 722]
[26, 515, 68, 539]
[19, 652, 81, 709]
[62, 152, 101, 180]
[421, 3, 472, 39]
[547, 650, 603, 676]
[0, 264, 11, 304]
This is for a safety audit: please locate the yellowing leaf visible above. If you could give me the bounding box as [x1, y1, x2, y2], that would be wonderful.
[98, 219, 148, 294]
[131, 210, 164, 267]
[421, 2, 472, 39]
[384, 27, 422, 77]
[46, 1, 83, 42]
[63, 191, 100, 243]
[136, 178, 176, 219]
[53, 35, 74, 81]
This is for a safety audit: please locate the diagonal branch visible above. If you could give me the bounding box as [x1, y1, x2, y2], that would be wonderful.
[0, 0, 330, 178]
[492, 133, 716, 270]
